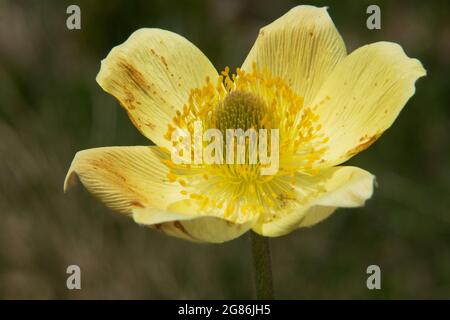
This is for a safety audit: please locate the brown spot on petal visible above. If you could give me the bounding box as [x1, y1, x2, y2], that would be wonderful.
[118, 59, 151, 93]
[347, 132, 382, 157]
[276, 192, 296, 209]
[161, 56, 169, 70]
[225, 220, 235, 226]
[173, 221, 193, 238]
[123, 88, 136, 110]
[130, 201, 144, 208]
[173, 221, 197, 240]
[127, 110, 143, 129]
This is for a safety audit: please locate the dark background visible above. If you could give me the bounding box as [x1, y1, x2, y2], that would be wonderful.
[0, 0, 449, 299]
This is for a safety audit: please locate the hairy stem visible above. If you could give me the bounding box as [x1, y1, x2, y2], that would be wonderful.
[250, 231, 274, 299]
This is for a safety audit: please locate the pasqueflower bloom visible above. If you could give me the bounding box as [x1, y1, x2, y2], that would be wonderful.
[64, 5, 425, 243]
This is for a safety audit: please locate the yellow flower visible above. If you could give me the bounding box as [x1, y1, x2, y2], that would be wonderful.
[64, 5, 425, 243]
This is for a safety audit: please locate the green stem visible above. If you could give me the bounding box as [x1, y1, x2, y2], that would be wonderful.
[250, 231, 274, 299]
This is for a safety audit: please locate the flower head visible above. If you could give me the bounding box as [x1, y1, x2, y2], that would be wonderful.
[64, 5, 425, 242]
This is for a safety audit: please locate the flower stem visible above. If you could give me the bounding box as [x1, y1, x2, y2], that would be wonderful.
[250, 231, 274, 299]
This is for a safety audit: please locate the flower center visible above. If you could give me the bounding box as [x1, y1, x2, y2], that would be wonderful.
[214, 90, 268, 131]
[162, 66, 329, 224]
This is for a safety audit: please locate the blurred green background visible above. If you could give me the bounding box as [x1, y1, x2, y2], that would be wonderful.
[0, 0, 449, 299]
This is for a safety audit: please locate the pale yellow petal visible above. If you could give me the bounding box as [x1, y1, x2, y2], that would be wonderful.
[133, 200, 252, 243]
[297, 206, 336, 228]
[65, 146, 250, 243]
[242, 5, 346, 105]
[253, 166, 375, 237]
[313, 42, 426, 167]
[96, 28, 218, 148]
[64, 146, 183, 214]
